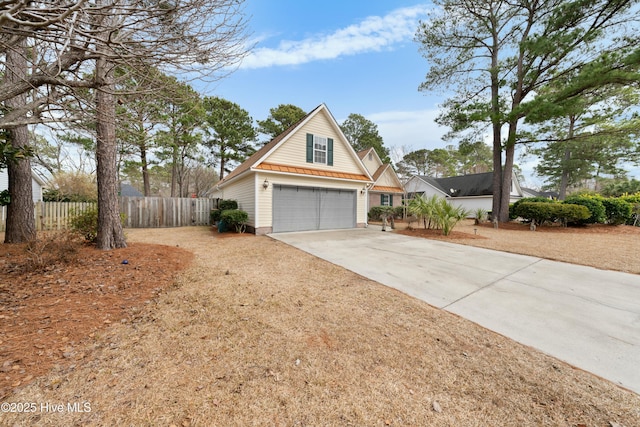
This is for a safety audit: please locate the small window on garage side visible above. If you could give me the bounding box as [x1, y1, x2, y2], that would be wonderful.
[314, 135, 327, 164]
[381, 194, 390, 206]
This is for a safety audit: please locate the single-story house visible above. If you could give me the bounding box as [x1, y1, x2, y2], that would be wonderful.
[213, 103, 374, 234]
[404, 171, 524, 213]
[0, 168, 46, 202]
[119, 182, 144, 197]
[357, 147, 404, 209]
[521, 187, 558, 200]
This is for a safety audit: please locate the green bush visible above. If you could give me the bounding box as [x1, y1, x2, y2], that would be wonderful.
[368, 206, 402, 221]
[619, 193, 640, 226]
[210, 209, 222, 225]
[220, 209, 249, 233]
[514, 202, 590, 226]
[368, 206, 384, 221]
[555, 204, 591, 225]
[601, 198, 633, 225]
[563, 195, 606, 224]
[619, 193, 640, 205]
[513, 202, 556, 225]
[69, 206, 99, 243]
[218, 199, 238, 211]
[69, 206, 126, 243]
[509, 197, 555, 220]
[0, 189, 9, 206]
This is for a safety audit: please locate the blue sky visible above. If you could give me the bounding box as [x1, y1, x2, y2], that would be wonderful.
[206, 2, 454, 169]
[201, 1, 640, 188]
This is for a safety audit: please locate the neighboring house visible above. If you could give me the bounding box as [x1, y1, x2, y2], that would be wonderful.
[521, 187, 558, 200]
[405, 171, 524, 213]
[357, 147, 404, 210]
[120, 182, 144, 197]
[213, 103, 373, 234]
[0, 169, 46, 202]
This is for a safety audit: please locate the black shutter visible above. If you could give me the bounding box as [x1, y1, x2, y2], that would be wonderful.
[306, 134, 313, 163]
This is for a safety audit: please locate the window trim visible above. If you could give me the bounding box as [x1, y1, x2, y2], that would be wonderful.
[313, 135, 327, 165]
[306, 133, 333, 166]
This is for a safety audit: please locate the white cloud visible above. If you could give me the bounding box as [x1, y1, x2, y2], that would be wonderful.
[240, 5, 430, 69]
[367, 109, 550, 185]
[367, 109, 448, 152]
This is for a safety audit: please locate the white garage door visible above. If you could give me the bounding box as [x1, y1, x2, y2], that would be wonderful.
[272, 184, 357, 233]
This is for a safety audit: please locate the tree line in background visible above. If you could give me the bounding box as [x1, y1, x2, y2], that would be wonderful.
[30, 98, 397, 198]
[2, 1, 640, 249]
[1, 0, 250, 248]
[416, 0, 640, 222]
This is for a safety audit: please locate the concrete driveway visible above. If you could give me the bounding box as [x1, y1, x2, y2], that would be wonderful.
[270, 227, 640, 395]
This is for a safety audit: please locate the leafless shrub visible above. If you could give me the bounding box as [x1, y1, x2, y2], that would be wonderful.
[23, 230, 83, 271]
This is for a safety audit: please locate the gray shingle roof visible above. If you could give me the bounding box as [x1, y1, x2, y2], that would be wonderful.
[120, 183, 143, 197]
[419, 172, 494, 197]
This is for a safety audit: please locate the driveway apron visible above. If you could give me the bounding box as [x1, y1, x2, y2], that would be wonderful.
[270, 227, 640, 395]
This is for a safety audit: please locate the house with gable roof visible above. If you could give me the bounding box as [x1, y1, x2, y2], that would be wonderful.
[404, 171, 524, 214]
[0, 169, 46, 202]
[357, 147, 404, 209]
[213, 104, 374, 234]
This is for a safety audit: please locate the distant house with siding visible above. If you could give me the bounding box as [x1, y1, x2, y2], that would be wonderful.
[0, 169, 46, 202]
[357, 147, 404, 210]
[405, 172, 524, 214]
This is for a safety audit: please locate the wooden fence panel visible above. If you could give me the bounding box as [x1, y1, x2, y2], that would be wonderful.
[118, 197, 215, 228]
[0, 198, 215, 231]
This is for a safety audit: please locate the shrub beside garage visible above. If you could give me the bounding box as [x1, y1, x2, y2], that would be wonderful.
[210, 199, 248, 233]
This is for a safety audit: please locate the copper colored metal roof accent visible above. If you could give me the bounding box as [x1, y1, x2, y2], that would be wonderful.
[256, 162, 370, 181]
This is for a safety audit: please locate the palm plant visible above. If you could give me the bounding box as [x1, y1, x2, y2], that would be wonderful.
[408, 194, 439, 229]
[474, 208, 488, 225]
[378, 205, 396, 230]
[434, 199, 469, 236]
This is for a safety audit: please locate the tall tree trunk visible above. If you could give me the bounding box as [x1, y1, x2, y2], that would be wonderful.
[500, 143, 516, 222]
[4, 38, 36, 244]
[170, 141, 178, 197]
[559, 149, 571, 200]
[219, 145, 226, 180]
[95, 55, 127, 250]
[558, 115, 576, 200]
[141, 144, 151, 196]
[489, 17, 502, 222]
[491, 135, 502, 222]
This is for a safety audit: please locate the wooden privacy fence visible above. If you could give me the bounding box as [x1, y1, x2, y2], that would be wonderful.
[119, 197, 215, 228]
[0, 197, 216, 231]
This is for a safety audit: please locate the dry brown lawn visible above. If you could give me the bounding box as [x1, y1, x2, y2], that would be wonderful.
[1, 224, 639, 426]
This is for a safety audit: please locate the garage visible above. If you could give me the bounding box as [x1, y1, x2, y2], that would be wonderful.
[272, 184, 357, 233]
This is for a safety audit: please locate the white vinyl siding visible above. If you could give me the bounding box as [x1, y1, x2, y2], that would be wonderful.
[0, 170, 8, 193]
[216, 174, 256, 227]
[377, 168, 402, 188]
[0, 170, 44, 202]
[362, 151, 382, 175]
[267, 110, 365, 175]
